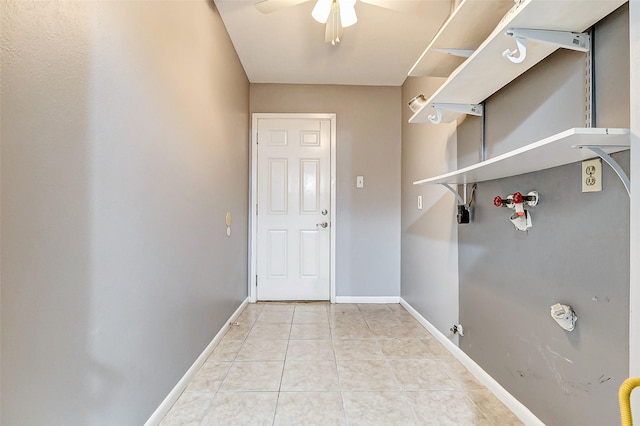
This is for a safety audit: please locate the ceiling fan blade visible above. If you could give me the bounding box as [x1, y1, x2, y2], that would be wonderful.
[359, 0, 425, 13]
[254, 0, 311, 14]
[312, 0, 333, 23]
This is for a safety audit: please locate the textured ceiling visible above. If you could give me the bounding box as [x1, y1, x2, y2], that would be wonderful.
[214, 0, 451, 86]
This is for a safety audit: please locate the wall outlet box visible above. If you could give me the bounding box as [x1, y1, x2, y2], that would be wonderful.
[356, 175, 364, 188]
[457, 205, 470, 224]
[582, 158, 602, 192]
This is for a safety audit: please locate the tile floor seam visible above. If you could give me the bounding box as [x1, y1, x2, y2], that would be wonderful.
[194, 316, 253, 426]
[271, 391, 281, 426]
[463, 393, 492, 424]
[270, 310, 293, 426]
[195, 394, 214, 426]
[399, 389, 424, 425]
[339, 391, 349, 426]
[384, 357, 404, 392]
[327, 316, 352, 426]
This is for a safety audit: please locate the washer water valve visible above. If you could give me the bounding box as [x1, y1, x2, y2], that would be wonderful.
[493, 191, 539, 231]
[450, 324, 464, 336]
[550, 303, 577, 331]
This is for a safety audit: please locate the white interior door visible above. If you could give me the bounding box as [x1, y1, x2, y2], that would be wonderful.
[255, 116, 332, 301]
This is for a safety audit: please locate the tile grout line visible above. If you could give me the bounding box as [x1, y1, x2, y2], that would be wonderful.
[328, 306, 351, 426]
[196, 304, 261, 426]
[271, 306, 295, 426]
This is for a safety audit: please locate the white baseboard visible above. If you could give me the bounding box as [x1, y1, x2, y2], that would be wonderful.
[144, 297, 250, 426]
[335, 296, 401, 304]
[399, 298, 544, 426]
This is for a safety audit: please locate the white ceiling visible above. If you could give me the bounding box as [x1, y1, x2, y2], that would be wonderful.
[214, 0, 452, 86]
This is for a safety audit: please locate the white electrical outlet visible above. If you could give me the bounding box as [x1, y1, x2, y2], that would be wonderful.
[582, 158, 602, 192]
[417, 195, 423, 210]
[356, 176, 364, 188]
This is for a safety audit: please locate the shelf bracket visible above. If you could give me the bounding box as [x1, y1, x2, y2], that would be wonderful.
[440, 183, 466, 205]
[434, 48, 475, 58]
[428, 103, 483, 124]
[574, 145, 630, 197]
[503, 29, 590, 64]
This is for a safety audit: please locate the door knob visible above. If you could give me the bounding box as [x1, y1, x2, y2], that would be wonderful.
[316, 221, 328, 228]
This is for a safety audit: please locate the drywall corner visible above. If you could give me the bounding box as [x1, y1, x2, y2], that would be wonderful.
[400, 76, 460, 337]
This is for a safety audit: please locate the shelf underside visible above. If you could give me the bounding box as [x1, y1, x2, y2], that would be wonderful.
[413, 128, 630, 186]
[409, 0, 514, 78]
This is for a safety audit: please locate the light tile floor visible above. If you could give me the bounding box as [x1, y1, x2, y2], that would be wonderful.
[160, 303, 524, 425]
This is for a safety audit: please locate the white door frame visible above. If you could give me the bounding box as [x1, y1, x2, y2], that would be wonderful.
[249, 113, 337, 303]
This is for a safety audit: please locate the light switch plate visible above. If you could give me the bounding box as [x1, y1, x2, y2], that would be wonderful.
[582, 158, 602, 192]
[356, 176, 364, 188]
[418, 195, 423, 210]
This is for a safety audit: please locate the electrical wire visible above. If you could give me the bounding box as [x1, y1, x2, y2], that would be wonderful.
[467, 183, 478, 207]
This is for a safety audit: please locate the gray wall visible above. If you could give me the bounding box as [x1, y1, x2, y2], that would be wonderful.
[250, 84, 402, 298]
[457, 5, 630, 425]
[0, 1, 249, 424]
[400, 78, 461, 337]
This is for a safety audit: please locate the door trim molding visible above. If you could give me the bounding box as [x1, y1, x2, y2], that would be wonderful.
[249, 113, 337, 303]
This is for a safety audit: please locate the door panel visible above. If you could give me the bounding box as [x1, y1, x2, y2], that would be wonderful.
[267, 230, 288, 279]
[301, 131, 320, 146]
[299, 230, 319, 279]
[266, 130, 288, 146]
[300, 160, 319, 214]
[268, 159, 288, 214]
[256, 117, 331, 301]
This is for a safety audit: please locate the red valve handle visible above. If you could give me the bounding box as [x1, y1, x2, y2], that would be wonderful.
[512, 192, 523, 204]
[493, 196, 503, 207]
